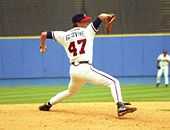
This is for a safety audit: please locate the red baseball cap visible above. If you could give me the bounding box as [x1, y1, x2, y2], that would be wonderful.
[72, 13, 91, 23]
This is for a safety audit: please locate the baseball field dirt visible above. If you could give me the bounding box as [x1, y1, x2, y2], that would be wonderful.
[0, 102, 170, 130]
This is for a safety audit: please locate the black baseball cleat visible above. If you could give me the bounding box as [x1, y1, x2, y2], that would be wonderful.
[118, 106, 137, 116]
[156, 83, 160, 87]
[123, 102, 131, 105]
[39, 103, 52, 111]
[117, 102, 137, 117]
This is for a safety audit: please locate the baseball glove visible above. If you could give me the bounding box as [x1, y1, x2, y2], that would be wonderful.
[157, 65, 161, 69]
[104, 14, 116, 34]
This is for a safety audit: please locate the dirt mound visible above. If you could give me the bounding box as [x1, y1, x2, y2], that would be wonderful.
[0, 102, 170, 130]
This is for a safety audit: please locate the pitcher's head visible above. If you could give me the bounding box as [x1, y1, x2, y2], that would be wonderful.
[72, 13, 91, 27]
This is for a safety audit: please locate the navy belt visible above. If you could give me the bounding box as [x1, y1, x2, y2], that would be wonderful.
[71, 61, 90, 66]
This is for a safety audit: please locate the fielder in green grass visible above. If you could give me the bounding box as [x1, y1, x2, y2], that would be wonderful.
[156, 49, 170, 87]
[39, 13, 137, 117]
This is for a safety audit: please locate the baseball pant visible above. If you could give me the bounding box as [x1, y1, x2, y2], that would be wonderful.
[49, 64, 123, 105]
[156, 66, 169, 85]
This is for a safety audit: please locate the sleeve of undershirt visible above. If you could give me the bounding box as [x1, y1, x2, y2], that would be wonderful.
[92, 17, 102, 31]
[46, 32, 53, 39]
[86, 17, 102, 37]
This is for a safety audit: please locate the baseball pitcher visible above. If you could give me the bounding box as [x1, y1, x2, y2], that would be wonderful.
[39, 13, 137, 117]
[156, 49, 170, 87]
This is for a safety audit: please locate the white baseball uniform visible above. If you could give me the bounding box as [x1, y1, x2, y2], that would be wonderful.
[48, 22, 123, 105]
[156, 53, 170, 85]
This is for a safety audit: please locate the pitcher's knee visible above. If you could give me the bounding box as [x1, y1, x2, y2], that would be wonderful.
[114, 78, 120, 85]
[67, 89, 77, 96]
[107, 78, 120, 87]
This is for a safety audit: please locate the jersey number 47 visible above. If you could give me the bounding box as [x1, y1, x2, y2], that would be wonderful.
[68, 39, 86, 56]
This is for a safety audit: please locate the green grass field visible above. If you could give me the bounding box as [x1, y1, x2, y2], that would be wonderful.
[0, 84, 170, 104]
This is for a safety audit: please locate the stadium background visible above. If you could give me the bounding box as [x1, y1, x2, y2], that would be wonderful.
[0, 0, 170, 85]
[1, 0, 170, 35]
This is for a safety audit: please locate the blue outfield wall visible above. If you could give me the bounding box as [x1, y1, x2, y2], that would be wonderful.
[0, 35, 170, 79]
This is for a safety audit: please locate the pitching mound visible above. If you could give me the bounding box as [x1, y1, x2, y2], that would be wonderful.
[0, 102, 170, 130]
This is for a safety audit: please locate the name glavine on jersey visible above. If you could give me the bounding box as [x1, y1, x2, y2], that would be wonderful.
[66, 31, 85, 41]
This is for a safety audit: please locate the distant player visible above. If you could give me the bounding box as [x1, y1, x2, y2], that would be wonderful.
[39, 13, 137, 117]
[156, 49, 170, 87]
